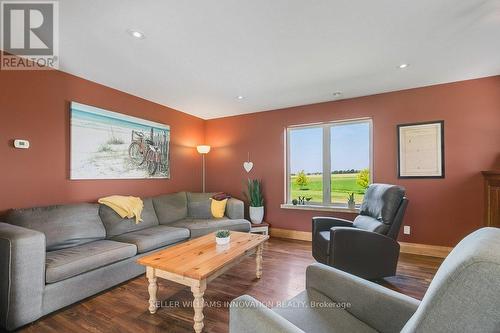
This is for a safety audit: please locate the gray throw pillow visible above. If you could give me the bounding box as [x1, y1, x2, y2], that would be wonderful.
[187, 192, 216, 219]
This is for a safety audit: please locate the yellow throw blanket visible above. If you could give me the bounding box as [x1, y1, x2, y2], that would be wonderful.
[98, 196, 144, 224]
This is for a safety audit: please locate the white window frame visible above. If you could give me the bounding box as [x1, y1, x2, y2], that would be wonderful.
[284, 118, 373, 208]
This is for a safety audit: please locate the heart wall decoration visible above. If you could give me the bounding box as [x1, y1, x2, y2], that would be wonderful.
[243, 152, 253, 173]
[243, 161, 253, 173]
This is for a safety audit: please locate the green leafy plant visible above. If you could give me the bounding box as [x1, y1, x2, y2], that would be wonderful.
[347, 192, 355, 205]
[295, 170, 309, 190]
[215, 230, 230, 238]
[243, 179, 264, 207]
[356, 168, 370, 189]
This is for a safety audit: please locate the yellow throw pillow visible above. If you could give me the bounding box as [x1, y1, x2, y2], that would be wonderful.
[211, 198, 228, 218]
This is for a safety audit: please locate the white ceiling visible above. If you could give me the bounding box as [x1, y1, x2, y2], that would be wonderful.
[59, 0, 500, 119]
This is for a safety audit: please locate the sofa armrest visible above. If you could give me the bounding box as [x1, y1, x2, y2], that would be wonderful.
[230, 295, 304, 333]
[329, 227, 400, 279]
[0, 223, 45, 331]
[312, 217, 353, 236]
[226, 198, 244, 219]
[306, 263, 419, 333]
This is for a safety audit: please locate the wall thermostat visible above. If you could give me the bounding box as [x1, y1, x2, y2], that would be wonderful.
[14, 139, 30, 149]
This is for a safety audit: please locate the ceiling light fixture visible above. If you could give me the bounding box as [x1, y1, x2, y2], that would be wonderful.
[237, 95, 244, 100]
[399, 63, 409, 69]
[127, 29, 145, 39]
[332, 92, 343, 98]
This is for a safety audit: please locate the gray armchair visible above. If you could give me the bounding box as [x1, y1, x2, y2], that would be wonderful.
[312, 184, 408, 279]
[230, 227, 500, 333]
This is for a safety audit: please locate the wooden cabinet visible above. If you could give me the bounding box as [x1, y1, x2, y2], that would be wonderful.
[482, 171, 500, 227]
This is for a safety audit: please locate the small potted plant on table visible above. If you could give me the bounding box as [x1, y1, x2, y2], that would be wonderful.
[215, 230, 231, 245]
[347, 192, 356, 209]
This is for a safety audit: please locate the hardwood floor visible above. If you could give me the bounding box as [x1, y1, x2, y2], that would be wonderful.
[17, 238, 443, 333]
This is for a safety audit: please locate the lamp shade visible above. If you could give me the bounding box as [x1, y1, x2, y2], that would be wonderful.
[196, 145, 211, 154]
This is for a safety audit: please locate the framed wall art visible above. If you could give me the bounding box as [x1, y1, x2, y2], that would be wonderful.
[397, 120, 444, 179]
[70, 102, 170, 179]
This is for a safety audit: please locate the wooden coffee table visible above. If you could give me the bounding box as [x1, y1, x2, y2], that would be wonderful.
[137, 231, 269, 333]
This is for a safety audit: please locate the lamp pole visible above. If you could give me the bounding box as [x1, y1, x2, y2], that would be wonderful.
[202, 153, 206, 193]
[196, 145, 211, 193]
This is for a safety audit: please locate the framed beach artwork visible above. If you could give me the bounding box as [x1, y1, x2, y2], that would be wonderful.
[70, 102, 170, 179]
[397, 120, 444, 179]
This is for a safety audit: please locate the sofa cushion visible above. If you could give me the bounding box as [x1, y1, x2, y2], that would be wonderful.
[311, 231, 331, 264]
[6, 203, 105, 251]
[170, 218, 250, 238]
[402, 227, 500, 333]
[318, 231, 331, 255]
[152, 192, 188, 224]
[353, 215, 389, 234]
[359, 184, 405, 225]
[273, 289, 376, 333]
[99, 198, 159, 238]
[112, 225, 190, 253]
[187, 192, 216, 219]
[226, 198, 244, 219]
[45, 240, 137, 283]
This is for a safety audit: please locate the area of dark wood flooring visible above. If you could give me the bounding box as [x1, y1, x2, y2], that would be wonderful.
[17, 238, 443, 333]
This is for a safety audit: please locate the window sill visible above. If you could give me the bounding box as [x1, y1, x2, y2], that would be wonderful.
[280, 203, 359, 213]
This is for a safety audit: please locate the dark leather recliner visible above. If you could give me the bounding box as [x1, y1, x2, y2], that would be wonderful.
[312, 183, 408, 280]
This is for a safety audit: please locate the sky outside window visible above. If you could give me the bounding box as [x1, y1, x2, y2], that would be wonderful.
[289, 127, 323, 174]
[289, 127, 323, 203]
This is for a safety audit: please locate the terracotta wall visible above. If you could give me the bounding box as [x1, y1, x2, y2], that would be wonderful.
[0, 69, 205, 214]
[205, 76, 500, 247]
[2, 67, 499, 247]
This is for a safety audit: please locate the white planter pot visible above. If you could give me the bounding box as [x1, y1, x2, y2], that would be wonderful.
[249, 206, 264, 224]
[216, 236, 230, 245]
[347, 202, 356, 209]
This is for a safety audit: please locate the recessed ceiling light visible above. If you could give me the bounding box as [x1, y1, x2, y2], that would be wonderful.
[127, 29, 145, 39]
[399, 63, 409, 69]
[332, 92, 342, 98]
[237, 95, 244, 100]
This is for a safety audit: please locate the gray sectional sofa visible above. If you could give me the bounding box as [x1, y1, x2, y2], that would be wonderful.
[0, 192, 250, 331]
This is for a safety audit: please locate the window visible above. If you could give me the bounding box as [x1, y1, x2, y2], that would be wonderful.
[286, 118, 372, 208]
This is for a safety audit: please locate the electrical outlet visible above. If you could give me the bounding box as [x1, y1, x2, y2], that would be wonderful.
[403, 226, 411, 235]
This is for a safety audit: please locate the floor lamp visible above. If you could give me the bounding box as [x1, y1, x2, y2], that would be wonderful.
[196, 145, 211, 192]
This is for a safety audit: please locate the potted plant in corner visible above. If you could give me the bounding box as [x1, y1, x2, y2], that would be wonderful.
[215, 230, 231, 245]
[244, 179, 265, 224]
[347, 192, 356, 209]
